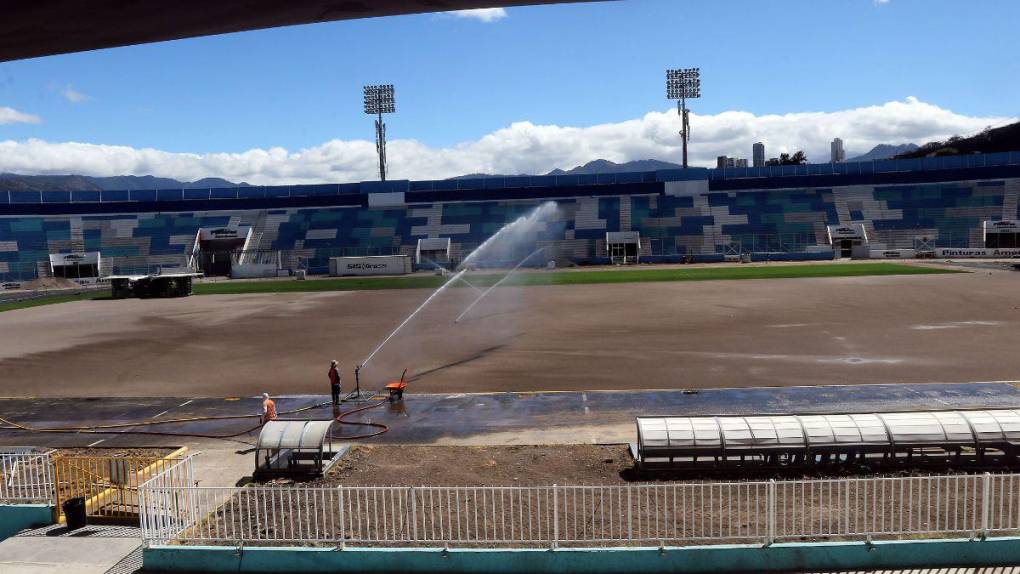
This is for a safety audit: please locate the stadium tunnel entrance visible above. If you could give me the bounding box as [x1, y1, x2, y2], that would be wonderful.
[193, 225, 252, 276]
[827, 224, 869, 259]
[984, 220, 1020, 248]
[48, 252, 100, 280]
[606, 231, 641, 264]
[416, 237, 451, 269]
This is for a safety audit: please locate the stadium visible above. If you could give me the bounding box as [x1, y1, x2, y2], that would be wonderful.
[2, 152, 1020, 284]
[4, 3, 1020, 573]
[1, 152, 1019, 399]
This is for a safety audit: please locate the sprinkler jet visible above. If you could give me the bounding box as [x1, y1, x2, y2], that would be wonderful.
[454, 247, 545, 323]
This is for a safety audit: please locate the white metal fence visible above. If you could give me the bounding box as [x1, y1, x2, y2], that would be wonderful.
[139, 465, 1020, 548]
[0, 449, 55, 503]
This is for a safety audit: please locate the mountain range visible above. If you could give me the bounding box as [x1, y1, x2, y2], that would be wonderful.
[454, 146, 918, 179]
[0, 174, 248, 193]
[451, 159, 685, 180]
[2, 139, 941, 192]
[894, 120, 1020, 159]
[847, 143, 919, 162]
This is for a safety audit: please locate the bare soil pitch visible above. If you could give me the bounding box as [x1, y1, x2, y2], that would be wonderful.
[1, 268, 1018, 398]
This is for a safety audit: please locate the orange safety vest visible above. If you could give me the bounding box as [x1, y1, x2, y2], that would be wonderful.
[263, 398, 277, 421]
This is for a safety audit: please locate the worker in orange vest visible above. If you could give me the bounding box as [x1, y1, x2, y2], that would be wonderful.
[261, 393, 278, 423]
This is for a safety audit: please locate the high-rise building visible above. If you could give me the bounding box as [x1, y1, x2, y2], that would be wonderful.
[716, 156, 748, 169]
[830, 138, 845, 163]
[752, 142, 765, 167]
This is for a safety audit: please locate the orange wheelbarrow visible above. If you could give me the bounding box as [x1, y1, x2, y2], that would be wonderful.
[385, 369, 408, 402]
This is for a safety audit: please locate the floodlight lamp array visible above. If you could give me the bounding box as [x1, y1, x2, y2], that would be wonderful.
[666, 68, 701, 100]
[363, 84, 396, 114]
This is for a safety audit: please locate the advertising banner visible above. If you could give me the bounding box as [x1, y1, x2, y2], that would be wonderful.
[869, 249, 917, 259]
[329, 255, 412, 276]
[934, 248, 1020, 258]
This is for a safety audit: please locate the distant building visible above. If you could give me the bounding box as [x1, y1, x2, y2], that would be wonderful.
[716, 156, 748, 169]
[753, 142, 765, 167]
[831, 138, 846, 163]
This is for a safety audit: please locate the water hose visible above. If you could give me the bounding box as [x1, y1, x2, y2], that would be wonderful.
[330, 399, 390, 440]
[0, 400, 331, 432]
[0, 397, 391, 444]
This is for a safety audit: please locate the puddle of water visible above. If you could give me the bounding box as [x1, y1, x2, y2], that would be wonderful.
[912, 320, 1004, 331]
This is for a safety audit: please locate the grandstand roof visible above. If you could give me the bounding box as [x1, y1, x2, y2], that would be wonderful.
[0, 1, 586, 62]
[2, 152, 1019, 216]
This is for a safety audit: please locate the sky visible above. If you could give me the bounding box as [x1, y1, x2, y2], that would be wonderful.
[0, 0, 1018, 184]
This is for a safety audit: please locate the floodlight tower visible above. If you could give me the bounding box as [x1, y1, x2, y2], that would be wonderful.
[363, 84, 396, 181]
[666, 68, 701, 168]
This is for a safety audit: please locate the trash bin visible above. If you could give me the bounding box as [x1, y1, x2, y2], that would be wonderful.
[62, 497, 87, 531]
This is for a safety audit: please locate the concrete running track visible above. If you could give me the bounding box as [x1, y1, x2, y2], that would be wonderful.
[3, 382, 1020, 450]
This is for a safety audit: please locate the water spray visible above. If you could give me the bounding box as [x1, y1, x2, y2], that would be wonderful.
[356, 201, 557, 377]
[420, 258, 483, 292]
[454, 247, 545, 323]
[457, 201, 557, 271]
[360, 269, 468, 369]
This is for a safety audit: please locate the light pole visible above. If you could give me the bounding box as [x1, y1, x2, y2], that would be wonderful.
[363, 84, 396, 181]
[666, 68, 701, 168]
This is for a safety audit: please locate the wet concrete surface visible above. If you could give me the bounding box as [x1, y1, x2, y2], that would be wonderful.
[2, 381, 1020, 449]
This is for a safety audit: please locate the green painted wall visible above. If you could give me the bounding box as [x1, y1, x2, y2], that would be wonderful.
[0, 504, 54, 541]
[145, 537, 1020, 573]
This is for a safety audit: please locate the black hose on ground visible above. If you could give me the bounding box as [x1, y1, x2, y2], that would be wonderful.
[0, 397, 392, 444]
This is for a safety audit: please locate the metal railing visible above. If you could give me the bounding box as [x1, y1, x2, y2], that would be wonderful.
[55, 451, 188, 520]
[139, 472, 1020, 548]
[0, 449, 55, 503]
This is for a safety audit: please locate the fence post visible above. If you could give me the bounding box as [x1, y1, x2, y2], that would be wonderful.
[844, 480, 850, 535]
[410, 487, 418, 542]
[187, 459, 197, 529]
[627, 484, 633, 542]
[138, 486, 148, 545]
[765, 480, 776, 546]
[551, 485, 559, 549]
[981, 472, 991, 539]
[338, 486, 346, 549]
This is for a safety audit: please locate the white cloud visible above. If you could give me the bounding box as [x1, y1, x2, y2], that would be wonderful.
[447, 8, 508, 22]
[0, 106, 41, 125]
[874, 0, 890, 5]
[0, 97, 1012, 185]
[61, 85, 89, 103]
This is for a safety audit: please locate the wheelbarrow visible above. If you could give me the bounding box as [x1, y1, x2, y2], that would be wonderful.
[385, 369, 408, 403]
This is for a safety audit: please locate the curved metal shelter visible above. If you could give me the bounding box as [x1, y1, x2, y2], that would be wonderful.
[255, 420, 341, 478]
[635, 409, 1020, 470]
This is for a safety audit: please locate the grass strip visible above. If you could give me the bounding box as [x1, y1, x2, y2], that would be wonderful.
[191, 262, 961, 296]
[0, 291, 105, 313]
[0, 263, 962, 312]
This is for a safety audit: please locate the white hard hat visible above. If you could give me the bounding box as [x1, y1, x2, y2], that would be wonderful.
[331, 359, 338, 366]
[262, 393, 269, 399]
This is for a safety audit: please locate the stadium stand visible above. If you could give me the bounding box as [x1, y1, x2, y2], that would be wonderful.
[1, 152, 1019, 282]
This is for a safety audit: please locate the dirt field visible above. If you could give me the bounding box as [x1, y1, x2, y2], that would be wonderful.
[1, 266, 1019, 397]
[321, 444, 634, 486]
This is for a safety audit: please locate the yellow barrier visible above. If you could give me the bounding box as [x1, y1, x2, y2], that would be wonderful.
[54, 446, 188, 523]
